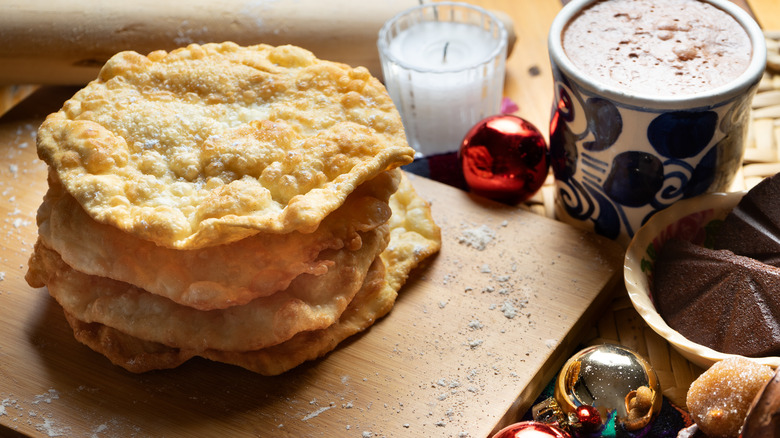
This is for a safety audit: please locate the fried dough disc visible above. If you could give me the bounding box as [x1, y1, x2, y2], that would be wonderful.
[27, 224, 389, 352]
[62, 311, 196, 373]
[60, 257, 387, 375]
[36, 42, 414, 249]
[383, 173, 443, 292]
[208, 177, 441, 374]
[50, 175, 442, 374]
[37, 169, 399, 310]
[204, 258, 391, 375]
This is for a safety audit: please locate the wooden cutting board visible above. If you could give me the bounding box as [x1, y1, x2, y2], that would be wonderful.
[0, 87, 623, 438]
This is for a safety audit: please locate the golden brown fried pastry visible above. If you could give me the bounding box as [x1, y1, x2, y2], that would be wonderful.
[52, 176, 441, 375]
[204, 258, 391, 375]
[36, 42, 414, 249]
[209, 175, 442, 374]
[27, 224, 388, 352]
[383, 173, 442, 292]
[687, 357, 774, 438]
[63, 311, 196, 373]
[62, 257, 387, 375]
[28, 40, 440, 376]
[37, 169, 400, 310]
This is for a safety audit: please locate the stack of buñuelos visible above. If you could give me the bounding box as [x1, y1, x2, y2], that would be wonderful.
[25, 42, 441, 375]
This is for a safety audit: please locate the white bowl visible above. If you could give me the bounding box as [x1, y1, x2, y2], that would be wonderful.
[624, 191, 780, 369]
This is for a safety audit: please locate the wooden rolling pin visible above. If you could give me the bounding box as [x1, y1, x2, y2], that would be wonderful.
[0, 0, 516, 85]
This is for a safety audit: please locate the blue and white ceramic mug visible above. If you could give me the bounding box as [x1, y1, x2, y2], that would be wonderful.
[547, 0, 766, 247]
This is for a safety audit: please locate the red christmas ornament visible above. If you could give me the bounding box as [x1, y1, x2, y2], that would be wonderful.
[459, 115, 549, 204]
[575, 405, 602, 433]
[491, 421, 572, 438]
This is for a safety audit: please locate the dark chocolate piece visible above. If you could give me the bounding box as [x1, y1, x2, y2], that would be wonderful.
[653, 238, 780, 357]
[715, 172, 780, 265]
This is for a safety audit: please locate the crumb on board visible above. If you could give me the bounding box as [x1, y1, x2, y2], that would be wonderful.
[302, 405, 332, 421]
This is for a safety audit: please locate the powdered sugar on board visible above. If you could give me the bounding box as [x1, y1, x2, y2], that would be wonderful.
[0, 120, 43, 297]
[456, 224, 497, 251]
[374, 175, 622, 436]
[0, 387, 144, 438]
[1, 390, 71, 437]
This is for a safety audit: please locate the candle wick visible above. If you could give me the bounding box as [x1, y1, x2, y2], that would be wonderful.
[442, 42, 449, 63]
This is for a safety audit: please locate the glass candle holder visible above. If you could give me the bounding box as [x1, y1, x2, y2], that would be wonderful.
[378, 2, 508, 157]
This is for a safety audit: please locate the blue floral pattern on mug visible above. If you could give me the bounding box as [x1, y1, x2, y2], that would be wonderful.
[549, 65, 753, 244]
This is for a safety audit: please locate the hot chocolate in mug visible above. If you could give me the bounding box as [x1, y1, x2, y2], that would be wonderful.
[547, 0, 766, 246]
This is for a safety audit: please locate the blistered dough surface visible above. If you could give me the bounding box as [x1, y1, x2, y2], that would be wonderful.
[36, 42, 413, 249]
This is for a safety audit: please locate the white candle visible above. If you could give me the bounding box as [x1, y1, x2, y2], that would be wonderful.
[378, 3, 507, 157]
[389, 22, 497, 71]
